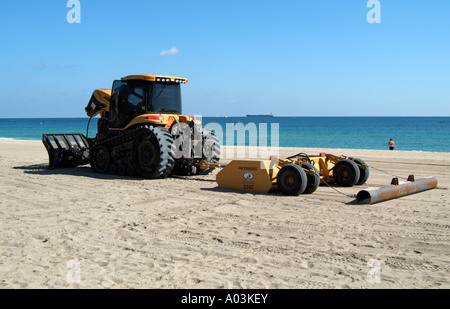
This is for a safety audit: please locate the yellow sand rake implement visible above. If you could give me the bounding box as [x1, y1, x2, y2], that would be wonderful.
[199, 153, 369, 196]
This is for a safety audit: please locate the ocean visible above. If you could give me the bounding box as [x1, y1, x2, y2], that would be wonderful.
[0, 117, 449, 152]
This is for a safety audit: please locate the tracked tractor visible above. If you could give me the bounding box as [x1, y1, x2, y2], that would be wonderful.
[42, 74, 220, 178]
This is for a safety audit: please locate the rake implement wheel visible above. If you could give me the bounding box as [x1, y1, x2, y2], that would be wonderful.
[277, 164, 308, 196]
[354, 158, 370, 185]
[333, 159, 360, 187]
[301, 162, 320, 194]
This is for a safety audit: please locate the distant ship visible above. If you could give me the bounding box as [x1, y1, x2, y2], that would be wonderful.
[246, 113, 274, 117]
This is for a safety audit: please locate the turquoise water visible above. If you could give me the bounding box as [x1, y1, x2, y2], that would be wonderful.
[0, 117, 449, 152]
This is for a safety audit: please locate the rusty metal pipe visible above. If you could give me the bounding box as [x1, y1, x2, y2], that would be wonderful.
[356, 177, 438, 205]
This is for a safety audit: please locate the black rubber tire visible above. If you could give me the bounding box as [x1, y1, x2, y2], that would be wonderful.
[277, 164, 308, 196]
[91, 145, 110, 173]
[301, 162, 320, 194]
[197, 126, 221, 175]
[333, 159, 360, 187]
[132, 126, 175, 179]
[354, 158, 370, 185]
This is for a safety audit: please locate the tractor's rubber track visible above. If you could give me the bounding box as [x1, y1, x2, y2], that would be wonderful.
[90, 125, 175, 179]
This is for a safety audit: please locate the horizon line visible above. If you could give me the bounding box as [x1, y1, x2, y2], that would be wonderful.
[1, 115, 450, 120]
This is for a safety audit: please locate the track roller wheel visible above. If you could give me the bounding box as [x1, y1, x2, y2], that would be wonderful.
[126, 164, 135, 176]
[354, 158, 369, 185]
[333, 159, 360, 187]
[117, 163, 126, 175]
[277, 164, 308, 196]
[108, 163, 117, 174]
[301, 162, 320, 194]
[91, 145, 110, 173]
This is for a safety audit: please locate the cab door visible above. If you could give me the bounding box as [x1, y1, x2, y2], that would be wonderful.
[110, 80, 147, 128]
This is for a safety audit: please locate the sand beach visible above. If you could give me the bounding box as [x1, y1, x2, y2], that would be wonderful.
[0, 139, 448, 289]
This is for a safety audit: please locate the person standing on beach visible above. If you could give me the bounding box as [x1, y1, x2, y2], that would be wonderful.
[388, 138, 395, 150]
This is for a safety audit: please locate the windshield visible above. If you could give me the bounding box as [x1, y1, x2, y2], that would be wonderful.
[148, 83, 182, 114]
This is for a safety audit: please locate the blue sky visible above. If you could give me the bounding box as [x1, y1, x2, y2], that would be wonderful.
[1, 0, 449, 117]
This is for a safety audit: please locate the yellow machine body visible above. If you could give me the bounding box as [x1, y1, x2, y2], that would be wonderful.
[44, 73, 221, 178]
[84, 74, 198, 130]
[216, 160, 281, 193]
[121, 74, 188, 84]
[111, 114, 199, 131]
[288, 154, 337, 183]
[203, 153, 369, 195]
[85, 89, 112, 118]
[289, 154, 363, 183]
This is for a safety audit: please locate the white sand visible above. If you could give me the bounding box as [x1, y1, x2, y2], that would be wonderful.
[0, 140, 449, 288]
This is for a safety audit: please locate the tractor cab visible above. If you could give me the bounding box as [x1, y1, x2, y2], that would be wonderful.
[109, 75, 187, 129]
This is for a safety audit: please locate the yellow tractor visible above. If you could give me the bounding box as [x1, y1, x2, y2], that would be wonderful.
[42, 74, 220, 178]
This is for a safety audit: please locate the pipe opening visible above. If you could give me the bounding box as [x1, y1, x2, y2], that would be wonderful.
[356, 190, 371, 204]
